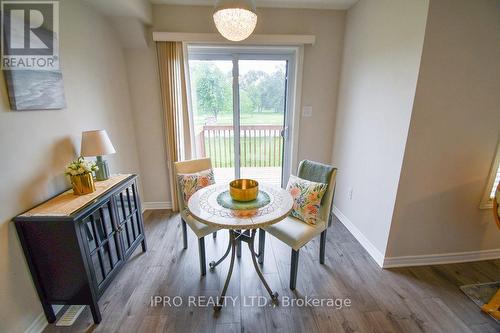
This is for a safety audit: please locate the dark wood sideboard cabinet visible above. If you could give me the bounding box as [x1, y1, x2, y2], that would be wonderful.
[14, 174, 147, 324]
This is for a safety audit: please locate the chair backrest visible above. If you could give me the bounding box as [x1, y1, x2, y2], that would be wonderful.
[174, 158, 212, 211]
[297, 160, 337, 227]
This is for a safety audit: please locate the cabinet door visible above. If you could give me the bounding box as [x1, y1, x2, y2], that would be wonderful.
[81, 200, 123, 291]
[114, 182, 143, 257]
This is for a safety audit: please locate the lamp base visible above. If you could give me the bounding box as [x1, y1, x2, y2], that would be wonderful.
[95, 156, 110, 181]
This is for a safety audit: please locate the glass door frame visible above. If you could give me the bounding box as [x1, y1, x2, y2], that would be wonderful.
[187, 45, 297, 187]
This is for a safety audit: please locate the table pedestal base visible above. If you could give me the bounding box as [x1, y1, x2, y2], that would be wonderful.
[212, 229, 279, 311]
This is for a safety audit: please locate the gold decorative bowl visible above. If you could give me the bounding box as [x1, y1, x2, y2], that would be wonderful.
[229, 179, 259, 202]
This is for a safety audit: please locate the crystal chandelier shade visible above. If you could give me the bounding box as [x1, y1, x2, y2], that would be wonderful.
[213, 0, 258, 42]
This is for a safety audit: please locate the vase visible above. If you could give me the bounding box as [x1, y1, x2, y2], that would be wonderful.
[71, 173, 95, 195]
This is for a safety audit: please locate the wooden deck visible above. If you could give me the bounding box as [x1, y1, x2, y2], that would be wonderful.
[43, 211, 500, 333]
[213, 167, 282, 186]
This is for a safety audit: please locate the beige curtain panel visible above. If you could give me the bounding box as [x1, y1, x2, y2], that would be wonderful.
[156, 41, 192, 212]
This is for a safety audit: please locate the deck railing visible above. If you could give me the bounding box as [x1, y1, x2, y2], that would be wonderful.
[198, 125, 284, 168]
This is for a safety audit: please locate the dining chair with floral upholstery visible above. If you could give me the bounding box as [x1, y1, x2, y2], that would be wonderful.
[174, 158, 220, 276]
[259, 160, 337, 290]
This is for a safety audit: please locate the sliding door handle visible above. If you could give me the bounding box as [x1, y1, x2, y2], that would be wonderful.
[280, 127, 288, 139]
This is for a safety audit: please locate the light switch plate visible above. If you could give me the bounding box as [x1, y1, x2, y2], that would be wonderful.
[302, 106, 313, 117]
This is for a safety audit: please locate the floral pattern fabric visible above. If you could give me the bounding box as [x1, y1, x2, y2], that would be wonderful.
[286, 175, 327, 225]
[178, 169, 215, 206]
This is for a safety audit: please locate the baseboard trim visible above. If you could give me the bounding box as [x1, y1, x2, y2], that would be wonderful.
[25, 313, 47, 333]
[25, 305, 63, 333]
[332, 206, 500, 268]
[383, 249, 500, 268]
[332, 205, 385, 267]
[142, 201, 172, 212]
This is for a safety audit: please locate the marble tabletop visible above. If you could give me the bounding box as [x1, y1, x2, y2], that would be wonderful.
[188, 183, 293, 230]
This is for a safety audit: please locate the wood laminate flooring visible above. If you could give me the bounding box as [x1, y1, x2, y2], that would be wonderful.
[44, 210, 500, 333]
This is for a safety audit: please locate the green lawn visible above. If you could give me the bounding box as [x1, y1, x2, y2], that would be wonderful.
[203, 135, 283, 168]
[194, 112, 284, 126]
[194, 112, 285, 168]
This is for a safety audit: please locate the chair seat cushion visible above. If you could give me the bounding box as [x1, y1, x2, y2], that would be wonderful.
[181, 210, 220, 238]
[263, 216, 326, 251]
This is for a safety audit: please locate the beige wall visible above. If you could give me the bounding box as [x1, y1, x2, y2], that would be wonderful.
[0, 1, 140, 331]
[125, 47, 171, 203]
[126, 4, 346, 204]
[386, 0, 500, 257]
[331, 0, 429, 256]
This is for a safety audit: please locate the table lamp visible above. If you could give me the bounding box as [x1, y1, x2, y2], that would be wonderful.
[81, 130, 116, 181]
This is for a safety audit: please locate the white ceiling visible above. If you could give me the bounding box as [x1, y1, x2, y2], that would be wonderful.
[150, 0, 359, 10]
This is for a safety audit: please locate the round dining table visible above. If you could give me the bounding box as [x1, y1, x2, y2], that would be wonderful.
[188, 183, 293, 311]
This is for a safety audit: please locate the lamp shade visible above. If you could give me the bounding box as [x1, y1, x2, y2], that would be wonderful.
[81, 130, 116, 157]
[213, 0, 257, 42]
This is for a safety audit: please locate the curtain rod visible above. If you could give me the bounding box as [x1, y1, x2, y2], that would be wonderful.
[152, 32, 316, 45]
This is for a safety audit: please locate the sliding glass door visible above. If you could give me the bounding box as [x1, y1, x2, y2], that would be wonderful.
[188, 46, 295, 187]
[188, 58, 235, 184]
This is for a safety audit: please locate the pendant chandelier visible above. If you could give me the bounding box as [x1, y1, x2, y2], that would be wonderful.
[213, 0, 258, 42]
